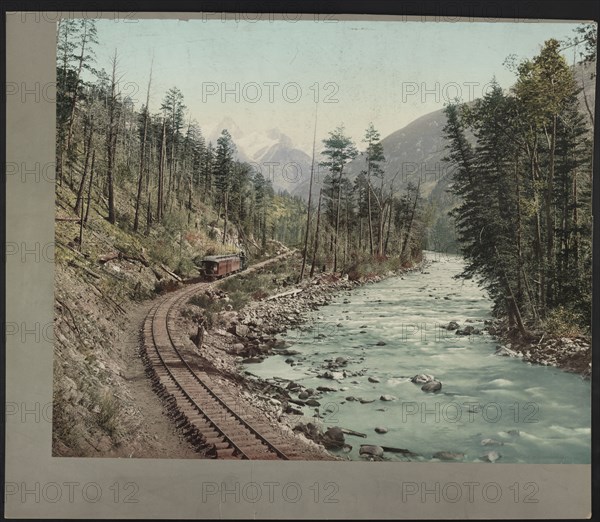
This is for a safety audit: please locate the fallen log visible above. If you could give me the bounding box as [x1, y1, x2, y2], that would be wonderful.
[341, 428, 367, 438]
[288, 398, 307, 407]
[55, 216, 81, 222]
[98, 250, 150, 267]
[68, 260, 101, 279]
[98, 251, 120, 263]
[266, 288, 303, 301]
[381, 446, 417, 455]
[160, 263, 182, 281]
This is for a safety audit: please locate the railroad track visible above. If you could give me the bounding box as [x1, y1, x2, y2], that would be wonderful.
[140, 253, 304, 460]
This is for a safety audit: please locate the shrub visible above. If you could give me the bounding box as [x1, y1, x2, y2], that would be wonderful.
[542, 306, 586, 337]
[96, 392, 121, 438]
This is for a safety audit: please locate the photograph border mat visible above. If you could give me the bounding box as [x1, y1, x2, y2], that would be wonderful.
[4, 8, 597, 519]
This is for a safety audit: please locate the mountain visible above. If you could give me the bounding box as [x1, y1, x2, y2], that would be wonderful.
[206, 59, 595, 218]
[208, 121, 314, 195]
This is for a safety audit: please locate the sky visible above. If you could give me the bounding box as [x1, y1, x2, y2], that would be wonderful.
[86, 17, 586, 154]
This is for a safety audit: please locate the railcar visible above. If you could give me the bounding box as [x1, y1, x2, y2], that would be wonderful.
[200, 252, 247, 279]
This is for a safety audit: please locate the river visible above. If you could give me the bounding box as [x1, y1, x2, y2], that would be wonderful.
[244, 252, 591, 463]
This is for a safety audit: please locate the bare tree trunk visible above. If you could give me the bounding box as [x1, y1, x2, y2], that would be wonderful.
[157, 118, 166, 222]
[84, 150, 95, 224]
[222, 191, 228, 245]
[74, 115, 93, 215]
[310, 189, 323, 278]
[134, 64, 153, 232]
[65, 22, 90, 163]
[400, 178, 421, 258]
[384, 198, 393, 254]
[299, 103, 318, 281]
[106, 51, 119, 225]
[367, 166, 374, 255]
[333, 168, 344, 272]
[545, 115, 557, 307]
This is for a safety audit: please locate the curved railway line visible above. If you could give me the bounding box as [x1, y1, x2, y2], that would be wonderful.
[140, 253, 308, 460]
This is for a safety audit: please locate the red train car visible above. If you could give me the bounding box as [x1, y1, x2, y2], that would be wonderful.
[200, 252, 246, 279]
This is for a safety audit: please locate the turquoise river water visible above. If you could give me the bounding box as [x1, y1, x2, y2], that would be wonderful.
[244, 252, 591, 463]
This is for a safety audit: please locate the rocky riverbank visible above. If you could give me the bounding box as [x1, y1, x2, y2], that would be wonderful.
[486, 320, 591, 379]
[177, 259, 426, 459]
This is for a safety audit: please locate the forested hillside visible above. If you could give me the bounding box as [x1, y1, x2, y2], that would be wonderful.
[55, 20, 427, 279]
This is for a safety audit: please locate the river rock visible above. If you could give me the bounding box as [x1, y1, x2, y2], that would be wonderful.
[320, 371, 344, 380]
[345, 396, 358, 402]
[456, 326, 475, 336]
[481, 438, 504, 446]
[507, 430, 520, 437]
[375, 427, 388, 434]
[446, 321, 460, 330]
[322, 427, 345, 449]
[231, 343, 246, 354]
[286, 381, 301, 391]
[360, 325, 368, 328]
[306, 398, 321, 407]
[433, 451, 464, 461]
[285, 405, 303, 415]
[380, 395, 397, 402]
[298, 391, 310, 400]
[368, 376, 381, 383]
[421, 380, 442, 393]
[235, 324, 250, 337]
[495, 345, 519, 357]
[317, 386, 337, 392]
[411, 374, 435, 384]
[359, 398, 375, 404]
[279, 349, 301, 356]
[376, 341, 387, 346]
[359, 445, 384, 458]
[482, 451, 501, 463]
[335, 357, 348, 366]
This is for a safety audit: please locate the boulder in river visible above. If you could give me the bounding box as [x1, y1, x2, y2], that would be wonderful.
[376, 341, 387, 346]
[306, 398, 321, 407]
[298, 391, 310, 400]
[433, 451, 464, 461]
[411, 374, 435, 384]
[359, 445, 384, 458]
[368, 376, 381, 383]
[322, 427, 345, 449]
[375, 427, 388, 434]
[421, 380, 442, 393]
[446, 321, 460, 330]
[456, 326, 475, 336]
[359, 398, 375, 404]
[320, 370, 344, 380]
[317, 386, 337, 392]
[380, 394, 397, 402]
